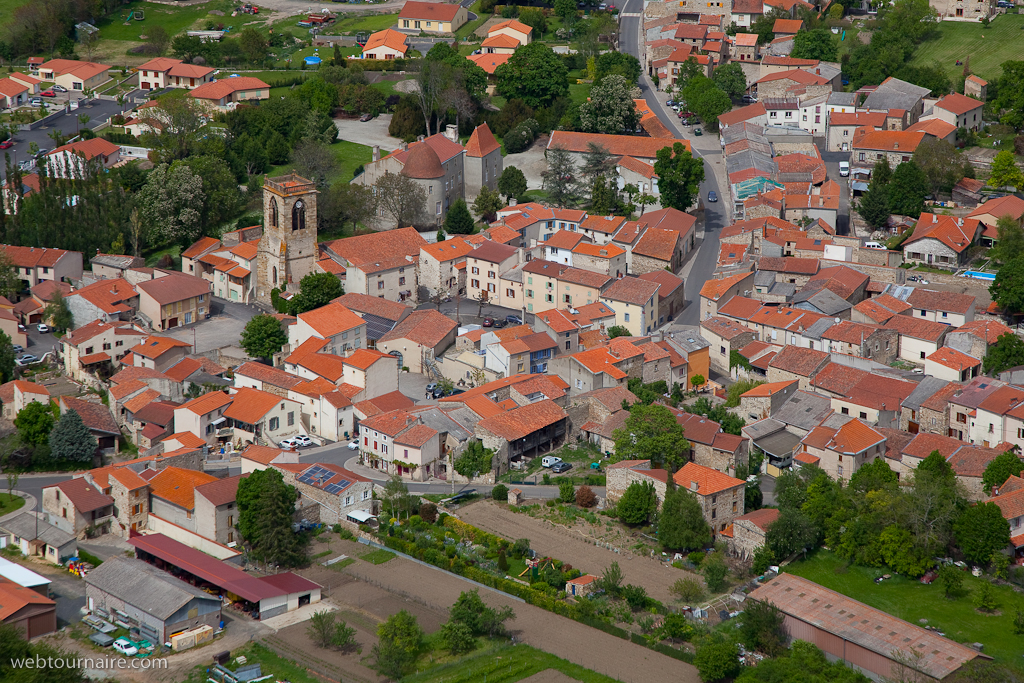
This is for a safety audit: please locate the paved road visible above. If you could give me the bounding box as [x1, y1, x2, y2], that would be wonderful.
[820, 150, 852, 235]
[0, 99, 127, 181]
[618, 0, 725, 328]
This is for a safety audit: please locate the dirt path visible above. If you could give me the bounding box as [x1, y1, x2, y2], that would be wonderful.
[458, 501, 701, 605]
[342, 553, 701, 683]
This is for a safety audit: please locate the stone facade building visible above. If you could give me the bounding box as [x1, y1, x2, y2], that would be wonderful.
[605, 460, 669, 504]
[673, 462, 745, 538]
[728, 508, 779, 559]
[464, 123, 503, 200]
[256, 174, 318, 305]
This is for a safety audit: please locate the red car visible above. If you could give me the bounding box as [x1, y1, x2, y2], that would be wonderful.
[0, 140, 12, 150]
[40, 90, 56, 97]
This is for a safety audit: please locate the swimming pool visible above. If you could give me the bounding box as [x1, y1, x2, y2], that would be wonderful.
[962, 271, 996, 281]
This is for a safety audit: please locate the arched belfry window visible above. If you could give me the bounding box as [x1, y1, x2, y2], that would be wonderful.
[292, 200, 305, 232]
[273, 266, 278, 285]
[269, 198, 279, 228]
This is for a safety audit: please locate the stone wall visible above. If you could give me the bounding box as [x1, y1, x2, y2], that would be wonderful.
[730, 518, 767, 559]
[631, 253, 674, 276]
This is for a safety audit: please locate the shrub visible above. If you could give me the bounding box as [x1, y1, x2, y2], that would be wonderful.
[492, 484, 509, 501]
[576, 485, 597, 508]
[669, 577, 706, 603]
[558, 478, 575, 503]
[419, 502, 438, 523]
[688, 551, 705, 567]
[621, 584, 649, 611]
[497, 550, 509, 571]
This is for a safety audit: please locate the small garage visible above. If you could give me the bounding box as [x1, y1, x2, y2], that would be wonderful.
[0, 577, 57, 638]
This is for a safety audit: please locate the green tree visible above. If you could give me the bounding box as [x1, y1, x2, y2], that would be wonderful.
[654, 142, 705, 212]
[553, 0, 579, 26]
[147, 25, 170, 55]
[991, 257, 1024, 314]
[888, 161, 929, 217]
[694, 639, 741, 682]
[472, 186, 504, 223]
[445, 199, 475, 235]
[497, 166, 527, 202]
[594, 51, 642, 85]
[711, 62, 747, 101]
[240, 314, 288, 362]
[607, 325, 630, 338]
[373, 610, 423, 679]
[0, 252, 22, 301]
[307, 610, 357, 650]
[989, 150, 1024, 191]
[659, 487, 711, 552]
[669, 576, 705, 603]
[136, 163, 206, 248]
[791, 29, 839, 61]
[542, 146, 581, 208]
[495, 43, 569, 108]
[239, 27, 269, 64]
[454, 440, 494, 479]
[736, 641, 871, 683]
[320, 181, 376, 234]
[518, 7, 548, 36]
[752, 545, 776, 575]
[0, 331, 15, 383]
[14, 402, 54, 447]
[49, 410, 96, 464]
[236, 468, 308, 567]
[749, 8, 785, 44]
[878, 524, 931, 576]
[598, 560, 623, 596]
[612, 403, 690, 470]
[973, 581, 999, 613]
[739, 600, 787, 657]
[579, 75, 640, 134]
[765, 509, 817, 559]
[681, 75, 732, 131]
[702, 551, 729, 593]
[290, 272, 344, 315]
[995, 61, 1024, 130]
[492, 483, 508, 501]
[937, 564, 964, 599]
[913, 137, 974, 197]
[439, 620, 475, 655]
[0, 623, 85, 683]
[43, 289, 72, 333]
[449, 589, 515, 637]
[982, 451, 1024, 493]
[954, 501, 1011, 566]
[558, 478, 575, 503]
[990, 215, 1024, 265]
[616, 480, 658, 525]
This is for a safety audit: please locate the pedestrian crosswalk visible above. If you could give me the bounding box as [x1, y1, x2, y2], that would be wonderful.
[619, 12, 641, 16]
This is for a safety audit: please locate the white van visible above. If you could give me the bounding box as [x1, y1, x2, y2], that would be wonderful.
[864, 241, 884, 250]
[839, 161, 850, 177]
[541, 456, 562, 468]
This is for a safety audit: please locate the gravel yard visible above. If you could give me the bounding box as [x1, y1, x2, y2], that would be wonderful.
[457, 500, 702, 605]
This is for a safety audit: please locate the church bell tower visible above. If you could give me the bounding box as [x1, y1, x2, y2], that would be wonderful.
[256, 173, 318, 305]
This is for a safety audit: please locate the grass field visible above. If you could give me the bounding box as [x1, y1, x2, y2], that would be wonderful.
[786, 550, 1024, 669]
[94, 0, 236, 43]
[360, 549, 397, 565]
[404, 644, 620, 683]
[909, 11, 1024, 82]
[0, 493, 24, 516]
[0, 0, 31, 27]
[456, 2, 491, 41]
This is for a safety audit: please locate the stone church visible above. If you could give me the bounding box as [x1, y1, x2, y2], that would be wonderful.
[256, 174, 318, 305]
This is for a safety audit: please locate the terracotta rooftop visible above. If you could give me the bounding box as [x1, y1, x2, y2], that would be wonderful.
[601, 276, 661, 306]
[926, 347, 981, 372]
[673, 461, 744, 495]
[476, 400, 567, 441]
[323, 227, 426, 275]
[50, 477, 113, 513]
[768, 345, 829, 377]
[700, 271, 751, 302]
[379, 309, 457, 348]
[149, 467, 219, 510]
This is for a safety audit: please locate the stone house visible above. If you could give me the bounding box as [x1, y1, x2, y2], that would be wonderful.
[900, 378, 958, 436]
[906, 288, 976, 327]
[565, 385, 636, 440]
[193, 475, 246, 546]
[930, 93, 984, 132]
[638, 270, 685, 326]
[631, 227, 682, 275]
[418, 236, 478, 301]
[605, 460, 669, 504]
[861, 77, 930, 128]
[571, 243, 627, 278]
[964, 75, 987, 101]
[701, 316, 757, 373]
[945, 320, 1014, 360]
[320, 228, 426, 305]
[474, 400, 568, 473]
[42, 478, 115, 539]
[903, 214, 983, 271]
[699, 271, 756, 320]
[820, 321, 899, 365]
[727, 508, 779, 559]
[884, 315, 950, 363]
[738, 379, 799, 423]
[673, 462, 745, 537]
[766, 345, 829, 390]
[851, 130, 926, 172]
[800, 416, 886, 483]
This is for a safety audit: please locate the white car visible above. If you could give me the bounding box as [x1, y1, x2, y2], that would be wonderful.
[541, 456, 563, 468]
[36, 323, 49, 333]
[278, 438, 298, 449]
[112, 638, 138, 656]
[293, 434, 313, 447]
[347, 440, 359, 450]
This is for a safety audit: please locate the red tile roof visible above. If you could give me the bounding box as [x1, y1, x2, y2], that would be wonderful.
[768, 345, 829, 376]
[467, 53, 511, 74]
[701, 316, 751, 341]
[236, 361, 304, 389]
[735, 507, 779, 531]
[548, 131, 690, 160]
[399, 0, 462, 20]
[379, 309, 456, 347]
[700, 271, 752, 302]
[741, 380, 797, 398]
[67, 278, 136, 315]
[136, 273, 210, 305]
[853, 129, 926, 153]
[883, 314, 950, 342]
[323, 227, 426, 275]
[223, 387, 288, 425]
[953, 319, 1013, 344]
[935, 93, 983, 116]
[601, 275, 661, 306]
[906, 288, 976, 315]
[298, 302, 365, 338]
[673, 461, 744, 495]
[476, 400, 567, 440]
[906, 214, 981, 254]
[926, 347, 981, 372]
[177, 390, 232, 416]
[362, 28, 409, 54]
[189, 76, 269, 101]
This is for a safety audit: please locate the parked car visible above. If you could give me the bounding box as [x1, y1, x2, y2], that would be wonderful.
[12, 345, 22, 354]
[482, 317, 494, 327]
[506, 314, 523, 325]
[552, 461, 573, 473]
[278, 438, 299, 449]
[347, 440, 359, 450]
[432, 385, 449, 399]
[707, 191, 718, 203]
[40, 90, 56, 98]
[293, 435, 314, 447]
[15, 355, 37, 366]
[34, 149, 49, 159]
[113, 638, 139, 657]
[0, 140, 12, 150]
[741, 94, 757, 103]
[426, 382, 438, 394]
[666, 100, 678, 107]
[359, 113, 372, 122]
[492, 318, 508, 328]
[541, 456, 562, 468]
[36, 323, 49, 333]
[864, 241, 884, 250]
[693, 127, 703, 136]
[53, 84, 67, 92]
[29, 98, 42, 106]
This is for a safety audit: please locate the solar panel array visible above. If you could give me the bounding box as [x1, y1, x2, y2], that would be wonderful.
[363, 313, 397, 341]
[297, 465, 332, 486]
[323, 480, 351, 495]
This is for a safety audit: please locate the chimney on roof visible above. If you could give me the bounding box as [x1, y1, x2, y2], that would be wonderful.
[932, 214, 938, 223]
[400, 141, 408, 152]
[444, 124, 459, 143]
[372, 145, 380, 162]
[690, 481, 698, 492]
[958, 218, 963, 227]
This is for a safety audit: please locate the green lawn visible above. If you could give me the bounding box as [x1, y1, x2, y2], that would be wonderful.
[360, 549, 397, 565]
[456, 2, 491, 41]
[404, 644, 620, 683]
[0, 0, 32, 28]
[786, 550, 1024, 669]
[144, 244, 180, 269]
[569, 82, 592, 105]
[334, 12, 400, 33]
[0, 493, 24, 516]
[94, 0, 236, 43]
[909, 11, 1024, 82]
[264, 139, 373, 185]
[182, 643, 323, 683]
